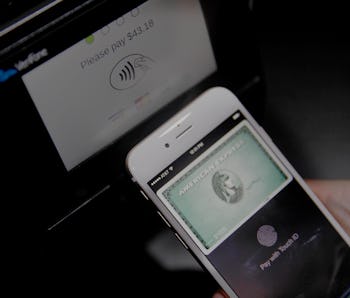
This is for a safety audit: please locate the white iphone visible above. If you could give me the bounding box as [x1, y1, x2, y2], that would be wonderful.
[126, 87, 350, 297]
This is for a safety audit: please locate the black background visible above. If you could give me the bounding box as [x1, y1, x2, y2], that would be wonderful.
[1, 0, 350, 296]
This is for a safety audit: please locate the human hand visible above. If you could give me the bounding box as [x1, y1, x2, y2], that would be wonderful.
[305, 179, 350, 236]
[212, 179, 350, 298]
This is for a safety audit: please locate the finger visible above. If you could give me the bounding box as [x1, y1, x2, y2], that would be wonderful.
[212, 289, 229, 298]
[305, 179, 350, 236]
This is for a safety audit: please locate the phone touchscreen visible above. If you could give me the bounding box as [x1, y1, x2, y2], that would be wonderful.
[148, 111, 350, 298]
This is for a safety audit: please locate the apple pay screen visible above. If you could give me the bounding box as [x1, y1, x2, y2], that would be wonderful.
[149, 112, 350, 298]
[22, 0, 216, 170]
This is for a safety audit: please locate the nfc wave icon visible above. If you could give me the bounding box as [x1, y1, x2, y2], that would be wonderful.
[0, 68, 18, 83]
[110, 54, 154, 90]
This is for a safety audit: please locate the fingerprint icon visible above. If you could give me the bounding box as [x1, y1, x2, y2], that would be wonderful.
[110, 54, 154, 90]
[257, 225, 278, 247]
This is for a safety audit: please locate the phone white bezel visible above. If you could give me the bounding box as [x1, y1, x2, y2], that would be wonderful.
[126, 87, 350, 297]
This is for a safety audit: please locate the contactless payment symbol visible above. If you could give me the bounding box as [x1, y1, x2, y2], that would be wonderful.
[109, 54, 154, 90]
[257, 225, 278, 247]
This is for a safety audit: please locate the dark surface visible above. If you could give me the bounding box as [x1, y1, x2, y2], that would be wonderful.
[0, 0, 52, 29]
[44, 184, 220, 296]
[258, 31, 350, 179]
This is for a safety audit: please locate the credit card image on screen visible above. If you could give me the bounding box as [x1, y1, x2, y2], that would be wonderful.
[157, 121, 291, 253]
